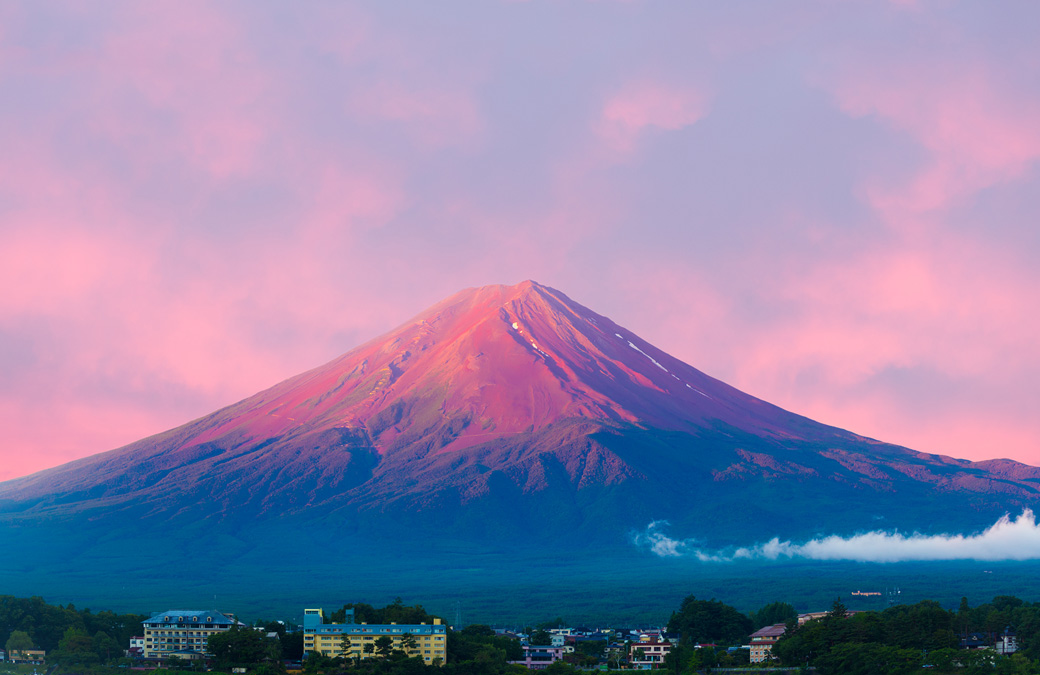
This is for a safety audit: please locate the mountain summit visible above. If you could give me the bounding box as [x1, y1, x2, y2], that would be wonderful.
[2, 281, 1039, 607]
[0, 281, 818, 514]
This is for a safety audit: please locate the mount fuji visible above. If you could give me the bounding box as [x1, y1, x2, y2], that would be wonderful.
[2, 281, 1038, 614]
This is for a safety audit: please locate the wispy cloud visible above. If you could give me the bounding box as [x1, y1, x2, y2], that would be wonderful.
[634, 510, 1040, 563]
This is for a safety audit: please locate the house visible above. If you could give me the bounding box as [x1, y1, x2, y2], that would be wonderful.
[959, 632, 991, 650]
[302, 608, 446, 665]
[997, 627, 1018, 655]
[629, 638, 672, 668]
[142, 610, 241, 659]
[126, 636, 145, 659]
[509, 644, 566, 670]
[748, 624, 787, 663]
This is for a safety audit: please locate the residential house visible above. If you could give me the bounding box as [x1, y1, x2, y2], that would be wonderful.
[509, 644, 566, 670]
[997, 627, 1018, 655]
[629, 638, 672, 669]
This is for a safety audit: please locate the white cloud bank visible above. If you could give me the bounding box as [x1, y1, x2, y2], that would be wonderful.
[633, 510, 1040, 563]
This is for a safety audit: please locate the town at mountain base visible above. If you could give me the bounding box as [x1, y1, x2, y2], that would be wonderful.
[2, 593, 1037, 675]
[2, 281, 1040, 606]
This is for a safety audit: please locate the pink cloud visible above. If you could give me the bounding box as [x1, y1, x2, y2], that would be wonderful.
[0, 399, 179, 482]
[598, 81, 709, 154]
[824, 50, 1040, 223]
[86, 2, 273, 179]
[0, 228, 148, 314]
[346, 81, 485, 150]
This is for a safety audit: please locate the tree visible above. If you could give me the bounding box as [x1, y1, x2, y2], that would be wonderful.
[995, 653, 1038, 675]
[5, 630, 34, 656]
[529, 629, 552, 646]
[339, 632, 353, 661]
[750, 601, 798, 629]
[281, 631, 305, 661]
[261, 620, 288, 637]
[303, 650, 334, 674]
[332, 599, 440, 627]
[93, 629, 121, 662]
[667, 596, 753, 645]
[814, 642, 921, 675]
[825, 597, 848, 622]
[881, 600, 955, 650]
[543, 662, 581, 675]
[375, 636, 395, 658]
[208, 625, 281, 669]
[166, 654, 188, 671]
[50, 627, 100, 666]
[400, 632, 418, 654]
[448, 624, 523, 664]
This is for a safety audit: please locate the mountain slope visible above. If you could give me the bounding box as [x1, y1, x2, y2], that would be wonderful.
[2, 280, 1040, 604]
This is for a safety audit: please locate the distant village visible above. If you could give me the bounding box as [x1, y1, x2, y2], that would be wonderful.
[0, 593, 1033, 674]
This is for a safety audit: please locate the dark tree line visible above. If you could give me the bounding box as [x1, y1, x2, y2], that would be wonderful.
[328, 598, 439, 626]
[772, 597, 1040, 674]
[0, 595, 145, 661]
[666, 595, 753, 645]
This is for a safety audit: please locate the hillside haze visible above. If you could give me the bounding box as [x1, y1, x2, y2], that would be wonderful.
[2, 281, 1039, 614]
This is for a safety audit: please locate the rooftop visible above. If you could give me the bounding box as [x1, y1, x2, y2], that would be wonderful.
[144, 611, 236, 625]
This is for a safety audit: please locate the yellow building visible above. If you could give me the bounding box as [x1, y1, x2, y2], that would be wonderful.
[303, 608, 447, 665]
[142, 610, 240, 659]
[9, 649, 45, 664]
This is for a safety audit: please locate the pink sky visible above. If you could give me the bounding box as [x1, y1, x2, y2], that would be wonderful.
[2, 1, 1040, 481]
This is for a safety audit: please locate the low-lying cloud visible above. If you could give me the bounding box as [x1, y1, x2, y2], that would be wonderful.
[634, 510, 1040, 563]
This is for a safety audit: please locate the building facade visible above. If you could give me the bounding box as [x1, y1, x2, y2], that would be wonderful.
[8, 649, 46, 664]
[509, 644, 566, 670]
[748, 624, 786, 663]
[629, 639, 673, 668]
[142, 610, 239, 659]
[303, 608, 447, 665]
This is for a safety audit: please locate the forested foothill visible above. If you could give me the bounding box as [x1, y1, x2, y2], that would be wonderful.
[0, 595, 145, 666]
[7, 594, 1040, 674]
[770, 596, 1040, 675]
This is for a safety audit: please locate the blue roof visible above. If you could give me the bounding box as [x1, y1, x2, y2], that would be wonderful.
[144, 611, 236, 625]
[311, 623, 446, 635]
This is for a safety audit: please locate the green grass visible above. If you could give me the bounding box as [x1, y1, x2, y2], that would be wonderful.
[0, 666, 43, 675]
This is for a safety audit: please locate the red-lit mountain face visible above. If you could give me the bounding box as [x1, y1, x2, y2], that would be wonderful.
[2, 281, 1040, 552]
[175, 279, 801, 454]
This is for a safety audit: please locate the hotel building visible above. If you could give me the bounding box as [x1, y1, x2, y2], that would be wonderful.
[142, 610, 239, 659]
[303, 608, 447, 665]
